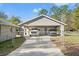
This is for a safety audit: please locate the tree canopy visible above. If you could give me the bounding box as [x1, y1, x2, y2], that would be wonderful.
[38, 9, 48, 15]
[0, 11, 8, 19]
[72, 7, 79, 30]
[8, 16, 21, 25]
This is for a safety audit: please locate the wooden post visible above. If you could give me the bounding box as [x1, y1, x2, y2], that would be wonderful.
[60, 25, 64, 36]
[60, 25, 65, 48]
[22, 26, 25, 36]
[26, 27, 30, 36]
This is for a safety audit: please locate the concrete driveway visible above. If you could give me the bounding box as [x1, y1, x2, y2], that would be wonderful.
[8, 36, 64, 56]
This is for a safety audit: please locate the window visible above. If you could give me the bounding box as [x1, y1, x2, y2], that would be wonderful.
[31, 31, 37, 34]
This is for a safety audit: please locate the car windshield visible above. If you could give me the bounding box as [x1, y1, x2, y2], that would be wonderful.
[31, 31, 37, 33]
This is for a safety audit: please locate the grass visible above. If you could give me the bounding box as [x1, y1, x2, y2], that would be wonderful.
[0, 37, 25, 56]
[50, 35, 79, 56]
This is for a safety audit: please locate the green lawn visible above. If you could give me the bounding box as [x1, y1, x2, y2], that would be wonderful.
[0, 37, 25, 56]
[50, 35, 79, 56]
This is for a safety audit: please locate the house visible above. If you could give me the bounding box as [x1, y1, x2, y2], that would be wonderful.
[19, 15, 66, 36]
[0, 19, 18, 42]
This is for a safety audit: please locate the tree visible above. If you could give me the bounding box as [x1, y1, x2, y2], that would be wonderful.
[72, 6, 79, 30]
[50, 5, 69, 21]
[50, 5, 60, 20]
[38, 9, 48, 15]
[8, 16, 21, 25]
[59, 5, 68, 22]
[65, 10, 76, 31]
[0, 11, 8, 19]
[50, 5, 76, 31]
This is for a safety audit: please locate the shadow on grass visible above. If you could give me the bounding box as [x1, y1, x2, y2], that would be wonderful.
[0, 37, 25, 56]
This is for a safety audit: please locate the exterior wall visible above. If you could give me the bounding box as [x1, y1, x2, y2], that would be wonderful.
[0, 25, 16, 42]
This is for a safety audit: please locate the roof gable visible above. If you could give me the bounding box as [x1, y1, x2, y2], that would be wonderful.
[19, 14, 66, 26]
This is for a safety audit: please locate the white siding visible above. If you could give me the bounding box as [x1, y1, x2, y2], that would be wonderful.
[0, 25, 16, 42]
[25, 17, 61, 26]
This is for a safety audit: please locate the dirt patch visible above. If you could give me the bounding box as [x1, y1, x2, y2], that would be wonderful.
[51, 37, 79, 56]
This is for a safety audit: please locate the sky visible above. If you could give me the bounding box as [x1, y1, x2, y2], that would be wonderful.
[0, 3, 75, 22]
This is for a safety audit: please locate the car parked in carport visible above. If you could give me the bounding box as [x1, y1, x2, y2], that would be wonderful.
[30, 30, 39, 36]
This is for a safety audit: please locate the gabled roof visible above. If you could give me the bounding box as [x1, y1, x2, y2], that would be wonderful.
[19, 14, 66, 26]
[0, 19, 19, 27]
